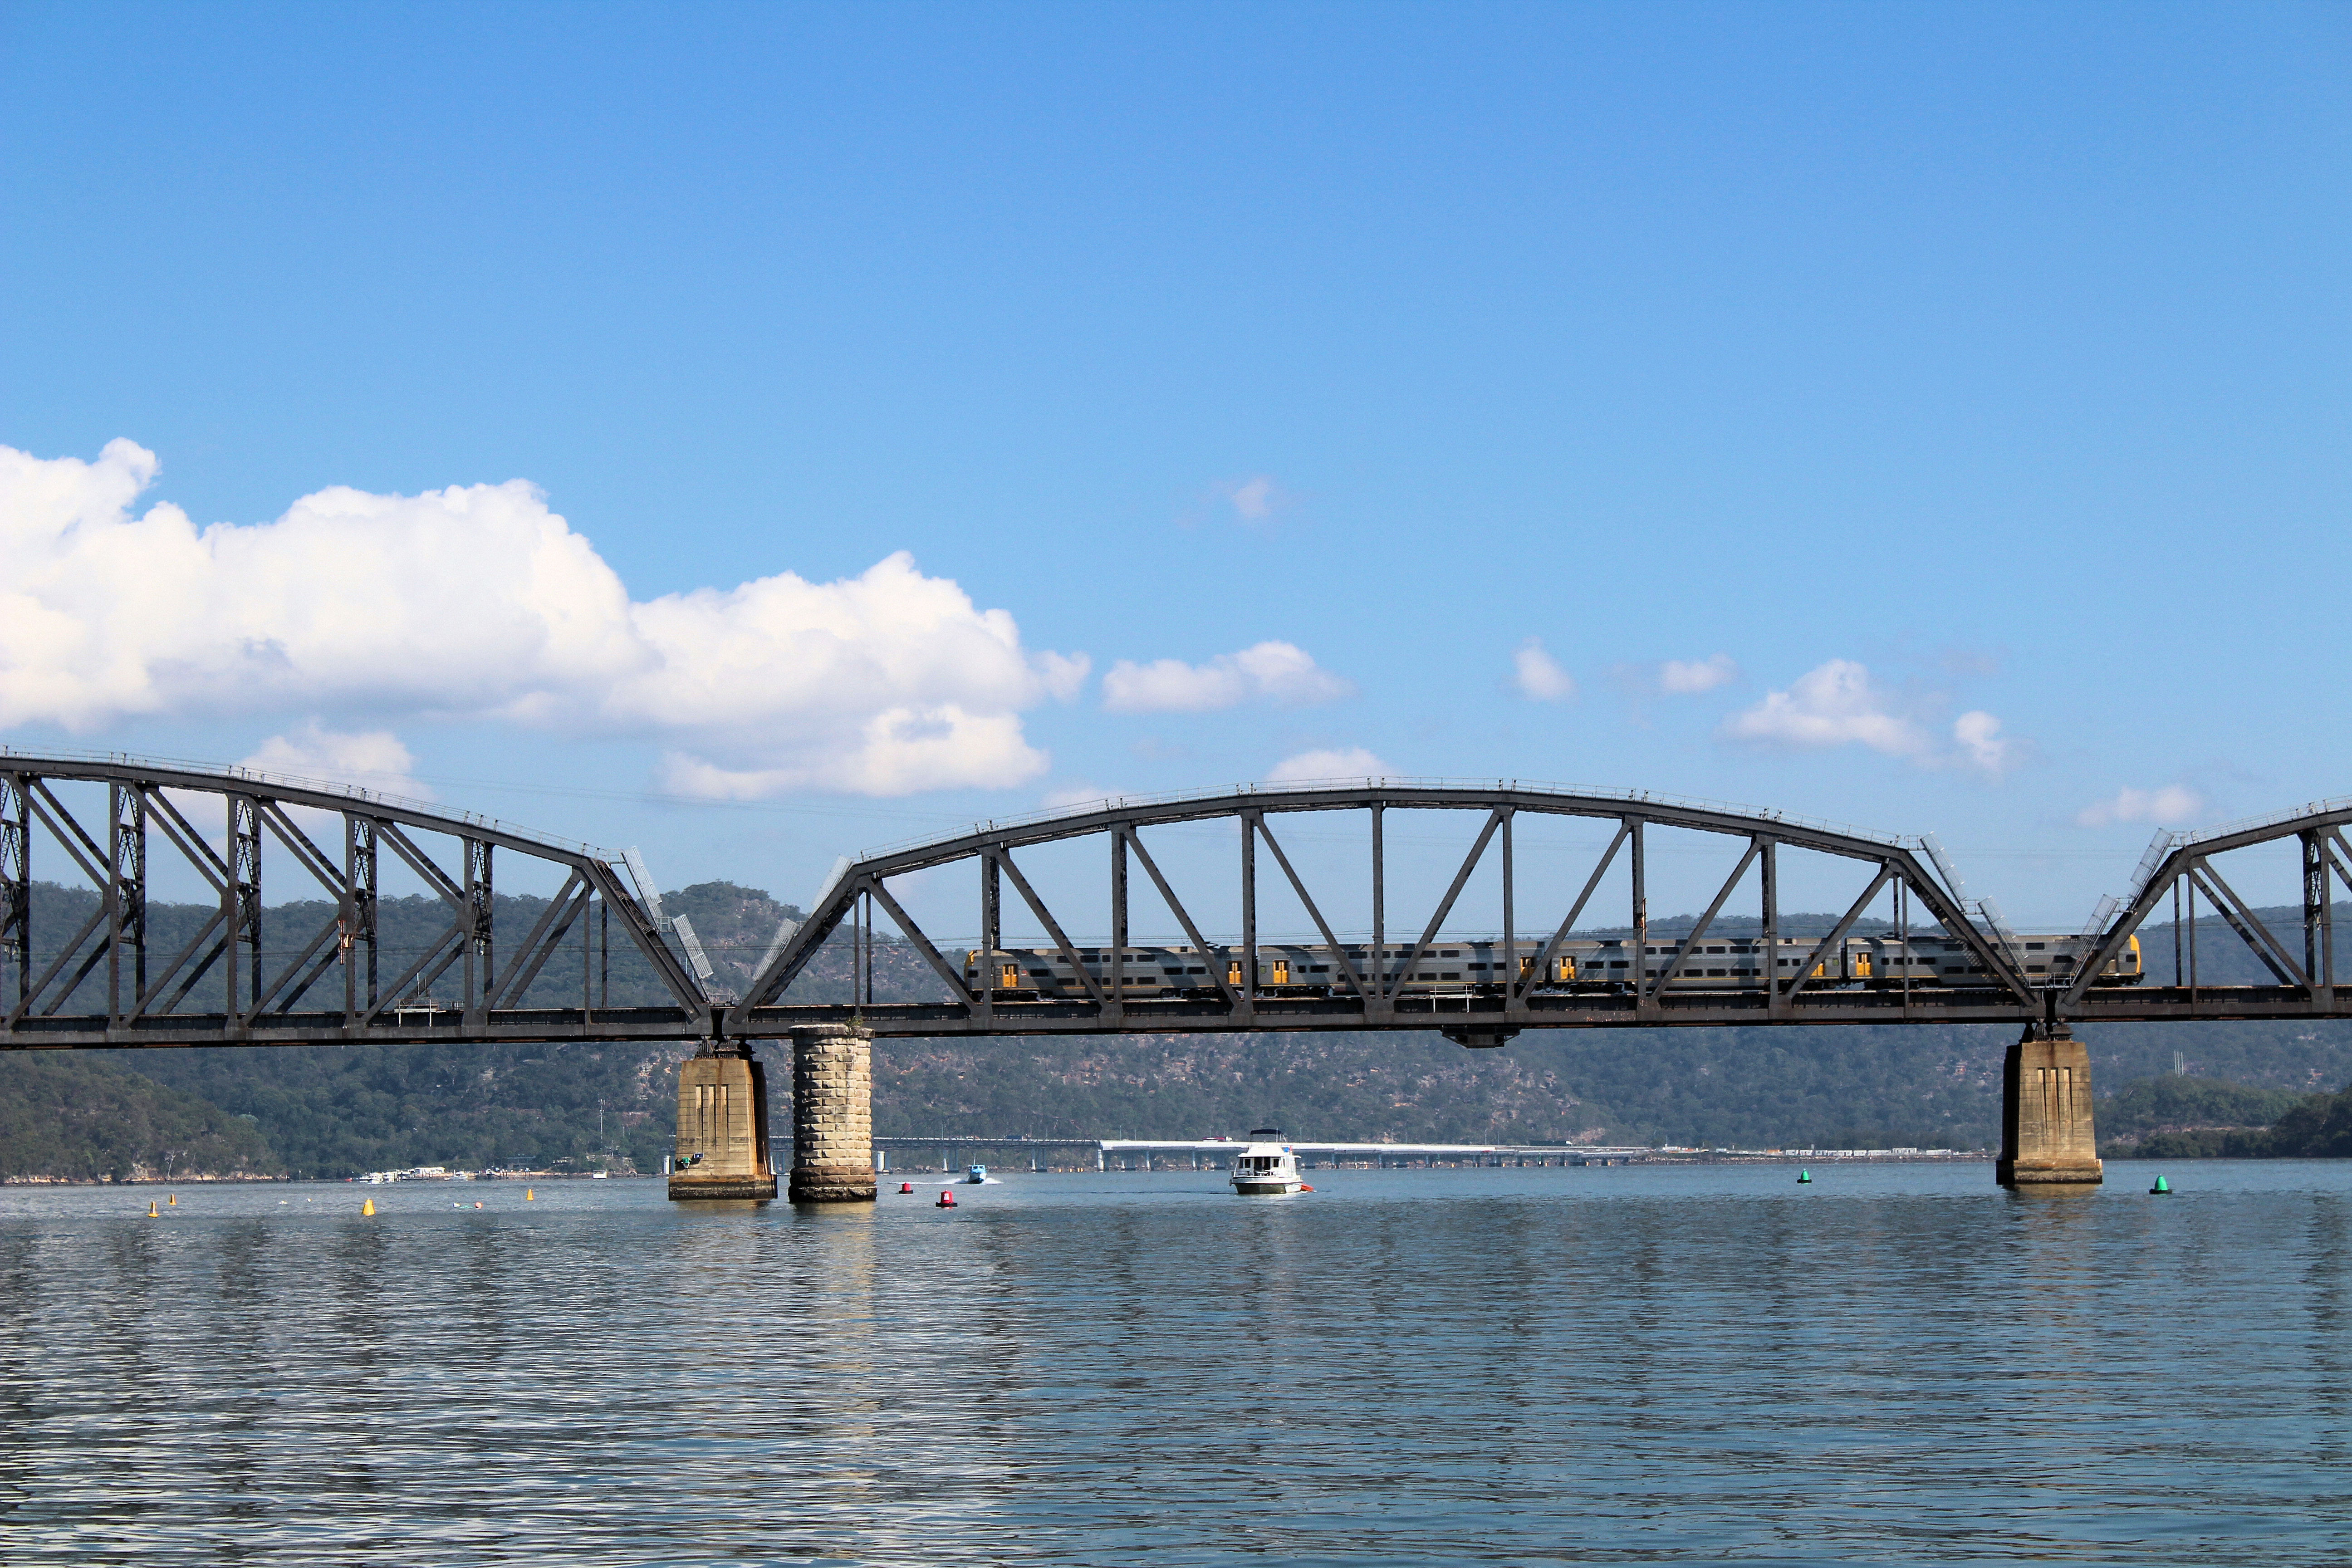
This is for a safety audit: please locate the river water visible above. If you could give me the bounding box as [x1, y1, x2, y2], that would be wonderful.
[2, 1161, 2349, 1565]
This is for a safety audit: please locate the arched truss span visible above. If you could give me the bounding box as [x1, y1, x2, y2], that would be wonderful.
[2064, 798, 2352, 1016]
[731, 782, 2047, 1038]
[0, 752, 709, 1047]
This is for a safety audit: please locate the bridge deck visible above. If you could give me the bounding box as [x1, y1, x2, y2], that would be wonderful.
[5, 984, 2340, 1049]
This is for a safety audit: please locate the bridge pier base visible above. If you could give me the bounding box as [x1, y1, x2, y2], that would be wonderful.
[1997, 1023, 2103, 1189]
[790, 1024, 876, 1204]
[668, 1044, 778, 1200]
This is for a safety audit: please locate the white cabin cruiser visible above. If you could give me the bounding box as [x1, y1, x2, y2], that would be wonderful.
[1229, 1132, 1305, 1196]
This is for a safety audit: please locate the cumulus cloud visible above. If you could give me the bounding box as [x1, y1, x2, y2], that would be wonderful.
[1724, 659, 2025, 778]
[242, 722, 431, 799]
[0, 440, 1087, 797]
[1657, 654, 1738, 694]
[1511, 638, 1578, 702]
[2077, 784, 2205, 828]
[1100, 641, 1352, 714]
[1267, 747, 1392, 783]
[1951, 710, 2020, 778]
[1722, 660, 1927, 757]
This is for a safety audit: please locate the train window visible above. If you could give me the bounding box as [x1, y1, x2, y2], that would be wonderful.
[1706, 946, 1725, 954]
[1442, 972, 1460, 980]
[2026, 942, 2046, 951]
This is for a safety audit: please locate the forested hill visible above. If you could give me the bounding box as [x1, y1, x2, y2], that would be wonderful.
[0, 1054, 276, 1181]
[4, 879, 2351, 1177]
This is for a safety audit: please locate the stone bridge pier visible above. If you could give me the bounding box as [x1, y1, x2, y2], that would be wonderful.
[669, 1025, 876, 1203]
[789, 1023, 877, 1203]
[1998, 1022, 2104, 1188]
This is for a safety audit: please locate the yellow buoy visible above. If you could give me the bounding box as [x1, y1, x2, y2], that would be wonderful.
[362, 1197, 376, 1216]
[525, 1188, 534, 1201]
[147, 1201, 158, 1217]
[167, 1194, 176, 1206]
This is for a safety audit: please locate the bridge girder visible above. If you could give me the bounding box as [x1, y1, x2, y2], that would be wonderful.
[729, 781, 2049, 1037]
[3, 757, 2343, 1049]
[0, 751, 710, 1048]
[2063, 798, 2352, 1017]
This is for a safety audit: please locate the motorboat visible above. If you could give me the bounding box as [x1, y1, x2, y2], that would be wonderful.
[963, 1164, 999, 1184]
[1229, 1137, 1304, 1196]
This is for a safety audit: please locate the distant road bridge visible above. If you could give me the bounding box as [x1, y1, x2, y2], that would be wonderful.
[4, 751, 2347, 1050]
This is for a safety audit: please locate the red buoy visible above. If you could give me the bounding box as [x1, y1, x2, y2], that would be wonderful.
[936, 1190, 957, 1208]
[898, 1182, 915, 1194]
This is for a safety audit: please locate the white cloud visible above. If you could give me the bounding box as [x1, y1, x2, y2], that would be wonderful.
[1724, 659, 2026, 777]
[242, 722, 431, 799]
[1100, 641, 1352, 714]
[1657, 654, 1738, 694]
[1511, 638, 1578, 702]
[1951, 710, 2019, 778]
[1267, 747, 1392, 783]
[1042, 782, 1111, 810]
[1722, 660, 1928, 758]
[0, 440, 1088, 797]
[1208, 474, 1291, 526]
[2077, 784, 2205, 828]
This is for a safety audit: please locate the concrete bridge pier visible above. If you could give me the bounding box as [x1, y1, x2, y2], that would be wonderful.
[790, 1023, 877, 1203]
[1997, 1022, 2103, 1189]
[669, 1044, 779, 1200]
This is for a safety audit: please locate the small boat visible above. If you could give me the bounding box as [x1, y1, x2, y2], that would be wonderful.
[1230, 1136, 1305, 1196]
[962, 1164, 999, 1184]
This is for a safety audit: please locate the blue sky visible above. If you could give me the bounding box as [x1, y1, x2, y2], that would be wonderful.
[2, 1, 2345, 929]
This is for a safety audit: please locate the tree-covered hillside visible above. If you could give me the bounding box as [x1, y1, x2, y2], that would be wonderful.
[0, 1054, 276, 1181]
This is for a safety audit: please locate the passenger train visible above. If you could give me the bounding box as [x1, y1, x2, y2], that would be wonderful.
[962, 932, 2139, 999]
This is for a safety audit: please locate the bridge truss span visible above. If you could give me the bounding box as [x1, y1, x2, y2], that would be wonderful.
[0, 752, 711, 1048]
[2063, 799, 2352, 1020]
[731, 781, 2057, 1039]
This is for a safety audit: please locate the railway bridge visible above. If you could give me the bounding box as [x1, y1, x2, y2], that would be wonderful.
[4, 750, 2346, 1199]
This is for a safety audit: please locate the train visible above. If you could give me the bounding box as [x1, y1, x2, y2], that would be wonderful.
[962, 932, 2140, 1000]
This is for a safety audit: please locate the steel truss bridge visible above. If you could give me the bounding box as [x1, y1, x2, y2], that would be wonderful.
[2, 751, 2346, 1051]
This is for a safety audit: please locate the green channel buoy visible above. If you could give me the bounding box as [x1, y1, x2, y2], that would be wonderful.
[1798, 1169, 1812, 1184]
[2150, 1175, 2171, 1195]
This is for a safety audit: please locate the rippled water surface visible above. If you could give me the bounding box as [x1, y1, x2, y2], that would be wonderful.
[5, 1161, 2352, 1565]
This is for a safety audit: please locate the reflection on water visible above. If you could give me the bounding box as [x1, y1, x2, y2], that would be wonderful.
[3, 1163, 2352, 1564]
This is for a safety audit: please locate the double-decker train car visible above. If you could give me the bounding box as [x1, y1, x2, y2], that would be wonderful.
[961, 932, 2139, 1000]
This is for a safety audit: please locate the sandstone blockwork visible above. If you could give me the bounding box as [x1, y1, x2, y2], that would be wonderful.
[791, 1026, 876, 1203]
[669, 1050, 778, 1200]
